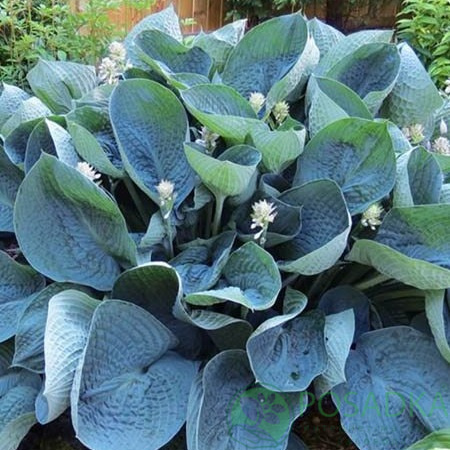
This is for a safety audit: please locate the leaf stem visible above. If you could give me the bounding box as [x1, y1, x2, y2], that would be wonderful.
[124, 177, 148, 225]
[354, 273, 391, 291]
[211, 193, 225, 236]
[164, 215, 175, 260]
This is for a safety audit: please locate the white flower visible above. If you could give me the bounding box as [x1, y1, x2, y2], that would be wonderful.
[98, 57, 118, 85]
[402, 124, 425, 144]
[77, 162, 101, 184]
[195, 126, 219, 154]
[445, 78, 450, 95]
[432, 136, 450, 155]
[361, 203, 383, 231]
[440, 119, 448, 136]
[249, 92, 265, 114]
[156, 179, 174, 201]
[108, 41, 126, 62]
[272, 101, 289, 125]
[250, 199, 277, 233]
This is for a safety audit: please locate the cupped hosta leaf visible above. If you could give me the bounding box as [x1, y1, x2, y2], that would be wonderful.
[324, 43, 400, 113]
[74, 84, 114, 109]
[308, 18, 344, 60]
[110, 79, 194, 207]
[306, 76, 372, 137]
[380, 43, 443, 127]
[72, 300, 198, 450]
[231, 192, 302, 248]
[185, 143, 260, 198]
[186, 241, 281, 311]
[258, 173, 291, 197]
[24, 119, 79, 172]
[247, 306, 326, 392]
[14, 155, 137, 291]
[27, 60, 97, 114]
[188, 349, 307, 450]
[294, 118, 396, 214]
[318, 285, 370, 340]
[249, 123, 305, 173]
[425, 289, 450, 363]
[276, 180, 351, 275]
[0, 83, 30, 129]
[314, 309, 355, 397]
[407, 428, 450, 449]
[315, 29, 394, 76]
[168, 73, 210, 90]
[170, 231, 236, 294]
[135, 29, 212, 76]
[0, 147, 23, 232]
[124, 4, 182, 67]
[0, 251, 45, 342]
[1, 98, 51, 139]
[221, 14, 307, 99]
[394, 146, 443, 207]
[67, 106, 123, 178]
[112, 262, 204, 358]
[332, 326, 450, 450]
[13, 283, 91, 373]
[180, 84, 261, 143]
[35, 290, 99, 424]
[193, 20, 247, 72]
[347, 205, 450, 290]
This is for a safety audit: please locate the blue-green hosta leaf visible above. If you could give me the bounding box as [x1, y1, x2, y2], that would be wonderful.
[294, 118, 396, 214]
[394, 147, 443, 207]
[1, 98, 51, 139]
[247, 307, 326, 392]
[425, 289, 450, 363]
[186, 241, 281, 311]
[315, 29, 394, 76]
[308, 18, 344, 60]
[441, 184, 450, 203]
[110, 79, 194, 207]
[324, 43, 400, 113]
[13, 283, 91, 373]
[24, 119, 79, 172]
[380, 43, 443, 127]
[188, 349, 307, 450]
[258, 173, 291, 197]
[27, 60, 97, 114]
[35, 290, 99, 424]
[231, 192, 302, 248]
[125, 4, 182, 67]
[193, 20, 247, 72]
[347, 205, 450, 290]
[221, 14, 308, 99]
[387, 121, 413, 154]
[276, 180, 351, 275]
[407, 428, 450, 450]
[134, 29, 212, 77]
[74, 84, 114, 109]
[72, 300, 198, 450]
[168, 73, 211, 90]
[112, 262, 203, 358]
[140, 211, 174, 248]
[332, 326, 450, 450]
[306, 76, 372, 137]
[314, 309, 355, 397]
[287, 433, 309, 450]
[170, 232, 235, 294]
[0, 251, 45, 342]
[318, 285, 370, 341]
[67, 106, 123, 178]
[14, 155, 137, 291]
[185, 143, 260, 198]
[0, 147, 23, 232]
[249, 123, 305, 173]
[0, 83, 30, 129]
[181, 84, 261, 143]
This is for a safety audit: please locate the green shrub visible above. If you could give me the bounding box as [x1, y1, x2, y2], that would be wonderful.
[0, 5, 450, 450]
[396, 0, 450, 87]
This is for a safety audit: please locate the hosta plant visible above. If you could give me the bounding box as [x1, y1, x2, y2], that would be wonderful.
[1, 5, 450, 450]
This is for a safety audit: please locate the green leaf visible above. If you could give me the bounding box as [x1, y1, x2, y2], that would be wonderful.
[347, 205, 450, 289]
[425, 289, 450, 363]
[35, 290, 99, 424]
[276, 180, 351, 275]
[184, 143, 261, 198]
[0, 83, 30, 129]
[186, 241, 281, 311]
[14, 155, 137, 291]
[0, 251, 45, 342]
[221, 14, 308, 99]
[27, 59, 97, 114]
[407, 428, 450, 449]
[294, 118, 396, 214]
[380, 43, 443, 127]
[110, 79, 194, 207]
[180, 84, 260, 144]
